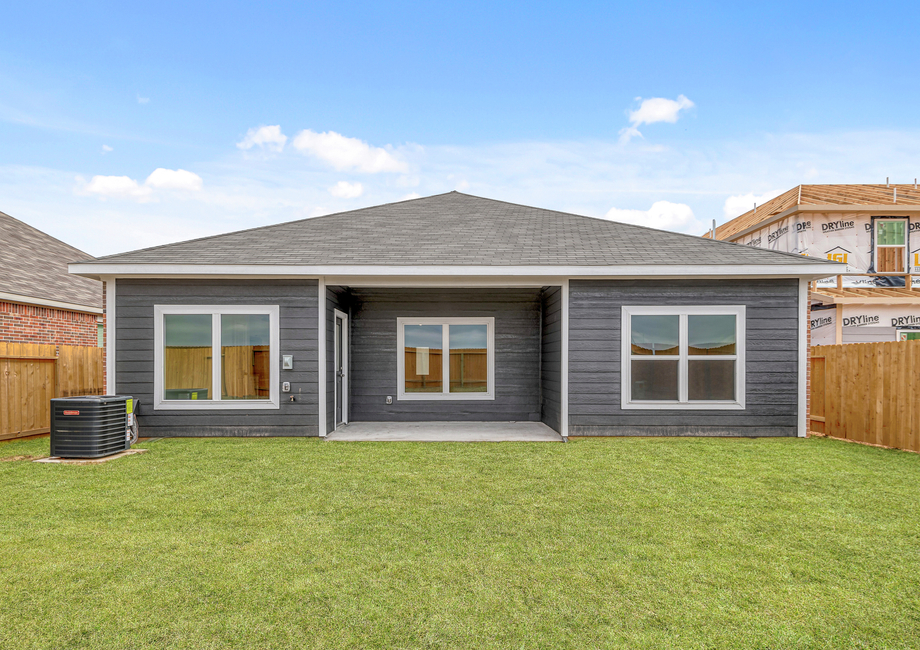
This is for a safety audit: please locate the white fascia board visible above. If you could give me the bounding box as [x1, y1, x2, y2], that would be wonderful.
[69, 263, 846, 280]
[0, 291, 104, 315]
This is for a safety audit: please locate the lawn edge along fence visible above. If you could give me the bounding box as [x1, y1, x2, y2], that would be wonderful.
[811, 340, 920, 453]
[0, 342, 104, 441]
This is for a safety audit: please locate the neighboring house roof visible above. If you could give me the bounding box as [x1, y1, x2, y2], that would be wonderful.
[0, 210, 102, 311]
[712, 184, 920, 241]
[81, 192, 832, 269]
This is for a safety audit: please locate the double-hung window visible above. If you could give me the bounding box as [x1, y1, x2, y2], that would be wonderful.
[621, 306, 745, 410]
[396, 317, 494, 400]
[153, 305, 280, 410]
[874, 218, 908, 273]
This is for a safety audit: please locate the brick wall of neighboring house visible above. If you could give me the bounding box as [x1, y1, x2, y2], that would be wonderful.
[0, 301, 100, 347]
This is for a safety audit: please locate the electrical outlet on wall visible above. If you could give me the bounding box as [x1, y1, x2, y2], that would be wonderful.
[386, 396, 393, 405]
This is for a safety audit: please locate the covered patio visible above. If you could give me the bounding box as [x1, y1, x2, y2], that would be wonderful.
[325, 421, 563, 442]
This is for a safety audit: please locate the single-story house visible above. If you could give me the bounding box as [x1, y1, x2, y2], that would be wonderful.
[69, 192, 842, 439]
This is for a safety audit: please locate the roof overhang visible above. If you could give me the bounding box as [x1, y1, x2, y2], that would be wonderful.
[0, 290, 103, 315]
[725, 205, 920, 242]
[70, 262, 845, 282]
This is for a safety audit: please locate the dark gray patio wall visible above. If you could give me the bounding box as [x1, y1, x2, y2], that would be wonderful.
[540, 286, 563, 432]
[116, 278, 319, 437]
[568, 279, 800, 437]
[348, 288, 542, 422]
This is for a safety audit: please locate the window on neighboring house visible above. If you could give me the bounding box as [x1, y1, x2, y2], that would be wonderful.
[397, 317, 494, 400]
[153, 305, 279, 410]
[874, 218, 907, 273]
[622, 306, 745, 410]
[97, 322, 104, 347]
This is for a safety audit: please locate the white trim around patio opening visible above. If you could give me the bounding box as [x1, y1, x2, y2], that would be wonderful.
[396, 317, 495, 401]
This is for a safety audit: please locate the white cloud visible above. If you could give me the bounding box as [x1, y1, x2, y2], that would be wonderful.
[237, 125, 287, 152]
[400, 192, 422, 201]
[81, 168, 202, 201]
[722, 189, 785, 219]
[619, 95, 694, 143]
[144, 168, 203, 191]
[604, 201, 697, 231]
[136, 94, 150, 104]
[291, 129, 407, 173]
[101, 144, 113, 154]
[327, 180, 363, 198]
[12, 128, 919, 256]
[83, 175, 152, 200]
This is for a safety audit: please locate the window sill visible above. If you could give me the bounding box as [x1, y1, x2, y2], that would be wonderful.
[621, 401, 745, 411]
[397, 392, 495, 402]
[153, 399, 280, 411]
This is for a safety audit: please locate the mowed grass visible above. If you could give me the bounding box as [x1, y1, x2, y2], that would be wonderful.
[1, 436, 919, 649]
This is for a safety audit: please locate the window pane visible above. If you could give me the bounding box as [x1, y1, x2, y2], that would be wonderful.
[631, 360, 678, 400]
[877, 220, 905, 246]
[405, 325, 443, 392]
[221, 314, 271, 400]
[631, 315, 679, 355]
[449, 324, 488, 393]
[688, 315, 736, 355]
[688, 360, 735, 401]
[877, 246, 905, 273]
[164, 314, 212, 400]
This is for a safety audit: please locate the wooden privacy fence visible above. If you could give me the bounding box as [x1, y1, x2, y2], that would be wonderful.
[404, 347, 488, 392]
[811, 341, 920, 453]
[164, 345, 270, 400]
[0, 342, 104, 441]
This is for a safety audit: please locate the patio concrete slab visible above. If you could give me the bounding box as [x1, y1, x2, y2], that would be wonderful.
[325, 421, 563, 442]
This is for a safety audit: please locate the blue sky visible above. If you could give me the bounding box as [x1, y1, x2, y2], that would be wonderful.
[2, 1, 919, 256]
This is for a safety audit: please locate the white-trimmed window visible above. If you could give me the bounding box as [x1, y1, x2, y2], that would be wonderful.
[621, 306, 745, 410]
[153, 305, 280, 410]
[874, 218, 908, 273]
[397, 317, 494, 401]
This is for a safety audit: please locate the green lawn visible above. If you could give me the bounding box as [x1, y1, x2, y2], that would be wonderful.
[1, 435, 919, 649]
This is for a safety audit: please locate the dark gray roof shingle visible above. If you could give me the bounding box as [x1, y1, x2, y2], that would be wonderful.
[89, 192, 832, 268]
[0, 211, 101, 309]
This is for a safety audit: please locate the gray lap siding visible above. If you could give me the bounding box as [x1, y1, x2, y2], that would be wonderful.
[348, 288, 542, 422]
[116, 278, 319, 437]
[540, 286, 563, 432]
[568, 279, 800, 437]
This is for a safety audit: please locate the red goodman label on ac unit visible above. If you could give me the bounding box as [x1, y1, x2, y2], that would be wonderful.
[63, 410, 80, 415]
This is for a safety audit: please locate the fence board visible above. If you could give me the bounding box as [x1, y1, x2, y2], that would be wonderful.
[811, 341, 920, 453]
[0, 343, 104, 440]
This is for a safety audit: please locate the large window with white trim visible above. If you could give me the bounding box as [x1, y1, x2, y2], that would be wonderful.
[154, 305, 280, 410]
[397, 317, 495, 400]
[621, 306, 745, 410]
